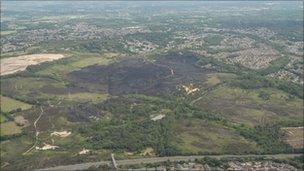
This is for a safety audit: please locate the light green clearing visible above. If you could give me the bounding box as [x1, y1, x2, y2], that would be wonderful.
[55, 93, 108, 103]
[0, 121, 22, 135]
[1, 95, 32, 113]
[35, 53, 117, 78]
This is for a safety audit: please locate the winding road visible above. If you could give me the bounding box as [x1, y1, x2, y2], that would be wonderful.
[37, 153, 302, 170]
[23, 106, 44, 155]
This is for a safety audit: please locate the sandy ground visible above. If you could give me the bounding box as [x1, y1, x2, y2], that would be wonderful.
[78, 148, 90, 155]
[36, 143, 59, 150]
[51, 131, 71, 138]
[150, 114, 165, 121]
[0, 54, 65, 76]
[182, 84, 200, 95]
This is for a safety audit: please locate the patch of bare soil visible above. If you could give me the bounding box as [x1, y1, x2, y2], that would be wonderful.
[51, 131, 71, 138]
[0, 54, 65, 76]
[150, 114, 166, 121]
[35, 143, 59, 150]
[181, 84, 200, 95]
[14, 116, 29, 127]
[78, 148, 90, 155]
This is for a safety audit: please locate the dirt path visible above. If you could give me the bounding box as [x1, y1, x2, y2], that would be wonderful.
[23, 107, 44, 155]
[36, 153, 303, 171]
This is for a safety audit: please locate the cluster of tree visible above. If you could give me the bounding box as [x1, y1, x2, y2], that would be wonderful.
[23, 22, 57, 30]
[235, 123, 294, 154]
[85, 18, 133, 28]
[78, 95, 225, 156]
[258, 57, 290, 76]
[1, 111, 14, 122]
[125, 32, 172, 47]
[0, 133, 24, 142]
[230, 74, 303, 98]
[203, 35, 223, 46]
[78, 116, 178, 156]
[219, 14, 303, 41]
[197, 55, 249, 74]
[78, 96, 179, 156]
[194, 49, 302, 99]
[72, 38, 129, 54]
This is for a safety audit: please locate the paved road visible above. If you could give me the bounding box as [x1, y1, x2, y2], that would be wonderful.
[37, 153, 302, 170]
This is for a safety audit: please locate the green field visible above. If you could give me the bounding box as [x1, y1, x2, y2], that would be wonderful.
[175, 119, 260, 154]
[0, 95, 32, 113]
[0, 113, 7, 123]
[0, 121, 22, 135]
[195, 85, 303, 126]
[34, 53, 117, 80]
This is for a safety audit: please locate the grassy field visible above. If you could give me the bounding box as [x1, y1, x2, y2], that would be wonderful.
[194, 86, 303, 126]
[55, 92, 108, 103]
[206, 74, 221, 86]
[34, 53, 117, 79]
[0, 95, 32, 113]
[0, 121, 22, 135]
[205, 73, 236, 86]
[1, 77, 68, 103]
[0, 135, 34, 163]
[174, 119, 260, 154]
[0, 113, 8, 123]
